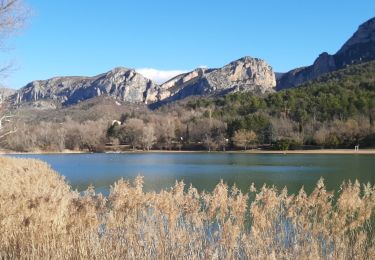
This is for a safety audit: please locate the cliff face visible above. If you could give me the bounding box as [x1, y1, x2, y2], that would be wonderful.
[277, 17, 375, 90]
[152, 56, 276, 104]
[11, 68, 159, 106]
[9, 56, 276, 108]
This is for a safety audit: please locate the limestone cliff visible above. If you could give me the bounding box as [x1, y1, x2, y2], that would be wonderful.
[11, 67, 159, 106]
[152, 56, 276, 104]
[9, 57, 276, 108]
[277, 17, 375, 90]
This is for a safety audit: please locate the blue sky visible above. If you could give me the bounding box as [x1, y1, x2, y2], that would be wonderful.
[2, 0, 375, 88]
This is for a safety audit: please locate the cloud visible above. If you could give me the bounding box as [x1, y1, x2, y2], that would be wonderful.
[136, 68, 187, 84]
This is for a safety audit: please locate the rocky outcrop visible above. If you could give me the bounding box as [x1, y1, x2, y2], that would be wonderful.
[0, 87, 15, 104]
[151, 56, 276, 104]
[277, 17, 375, 90]
[11, 67, 159, 106]
[9, 57, 276, 108]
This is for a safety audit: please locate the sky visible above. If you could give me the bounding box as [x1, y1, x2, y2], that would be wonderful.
[1, 0, 375, 88]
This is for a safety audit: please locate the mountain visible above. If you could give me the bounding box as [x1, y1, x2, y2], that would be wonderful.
[0, 87, 15, 104]
[8, 56, 275, 108]
[10, 67, 160, 108]
[277, 17, 375, 90]
[152, 56, 276, 105]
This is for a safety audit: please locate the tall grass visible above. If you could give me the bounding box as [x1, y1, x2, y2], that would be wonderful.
[1, 157, 374, 259]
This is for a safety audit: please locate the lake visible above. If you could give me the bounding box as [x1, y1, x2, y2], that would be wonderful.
[10, 153, 375, 195]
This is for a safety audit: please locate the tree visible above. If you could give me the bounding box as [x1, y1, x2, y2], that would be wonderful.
[0, 112, 16, 139]
[0, 102, 17, 140]
[63, 118, 82, 150]
[156, 117, 175, 150]
[190, 118, 227, 151]
[0, 1, 29, 144]
[4, 121, 35, 151]
[232, 129, 257, 150]
[0, 0, 29, 75]
[164, 118, 175, 150]
[141, 123, 156, 151]
[120, 118, 144, 150]
[79, 120, 107, 152]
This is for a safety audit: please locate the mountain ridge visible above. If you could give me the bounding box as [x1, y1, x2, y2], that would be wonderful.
[10, 67, 160, 107]
[153, 56, 276, 105]
[8, 56, 276, 108]
[277, 17, 375, 90]
[4, 16, 375, 108]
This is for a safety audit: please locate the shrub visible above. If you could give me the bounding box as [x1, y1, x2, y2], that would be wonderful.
[0, 157, 374, 259]
[272, 138, 301, 150]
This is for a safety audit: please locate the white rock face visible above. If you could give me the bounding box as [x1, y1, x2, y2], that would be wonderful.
[205, 57, 276, 92]
[12, 67, 159, 106]
[154, 56, 276, 103]
[9, 57, 277, 107]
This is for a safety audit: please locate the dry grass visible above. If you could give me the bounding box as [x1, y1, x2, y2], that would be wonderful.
[0, 157, 374, 259]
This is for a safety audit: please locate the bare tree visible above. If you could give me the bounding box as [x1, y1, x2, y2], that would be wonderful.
[0, 1, 29, 145]
[0, 102, 17, 141]
[79, 120, 108, 152]
[232, 129, 257, 150]
[120, 118, 144, 150]
[191, 118, 227, 151]
[0, 113, 16, 139]
[156, 117, 175, 150]
[141, 123, 156, 151]
[0, 0, 29, 76]
[0, 1, 28, 34]
[4, 121, 35, 151]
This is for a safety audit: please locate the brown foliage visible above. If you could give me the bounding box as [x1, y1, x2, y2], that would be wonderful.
[1, 157, 374, 259]
[232, 129, 257, 150]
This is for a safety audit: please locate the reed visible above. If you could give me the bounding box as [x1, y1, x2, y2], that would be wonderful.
[0, 157, 374, 259]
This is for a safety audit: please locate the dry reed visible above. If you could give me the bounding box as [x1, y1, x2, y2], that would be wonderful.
[0, 157, 374, 259]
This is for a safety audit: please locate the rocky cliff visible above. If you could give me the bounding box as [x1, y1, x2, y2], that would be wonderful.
[152, 56, 276, 104]
[11, 67, 159, 106]
[277, 17, 375, 90]
[9, 56, 276, 108]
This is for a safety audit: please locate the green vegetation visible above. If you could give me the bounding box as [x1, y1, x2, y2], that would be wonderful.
[1, 157, 374, 259]
[103, 58, 375, 151]
[2, 61, 375, 152]
[183, 61, 375, 149]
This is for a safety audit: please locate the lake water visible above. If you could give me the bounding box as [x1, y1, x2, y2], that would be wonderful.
[11, 153, 375, 195]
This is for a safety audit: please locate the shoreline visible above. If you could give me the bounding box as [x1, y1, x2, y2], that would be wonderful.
[1, 149, 375, 155]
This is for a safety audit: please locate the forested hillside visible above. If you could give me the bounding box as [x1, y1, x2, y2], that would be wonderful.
[180, 61, 375, 149]
[3, 61, 375, 152]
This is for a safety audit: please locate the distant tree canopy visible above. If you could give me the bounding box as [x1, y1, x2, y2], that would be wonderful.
[4, 61, 375, 152]
[183, 61, 375, 148]
[188, 61, 375, 124]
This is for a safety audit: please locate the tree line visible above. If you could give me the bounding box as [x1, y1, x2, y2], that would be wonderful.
[2, 61, 375, 152]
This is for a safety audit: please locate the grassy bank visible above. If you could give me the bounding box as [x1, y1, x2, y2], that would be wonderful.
[0, 157, 374, 259]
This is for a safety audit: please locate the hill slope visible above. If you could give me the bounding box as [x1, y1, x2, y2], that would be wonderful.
[277, 17, 375, 90]
[178, 60, 375, 147]
[10, 68, 160, 108]
[7, 57, 276, 109]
